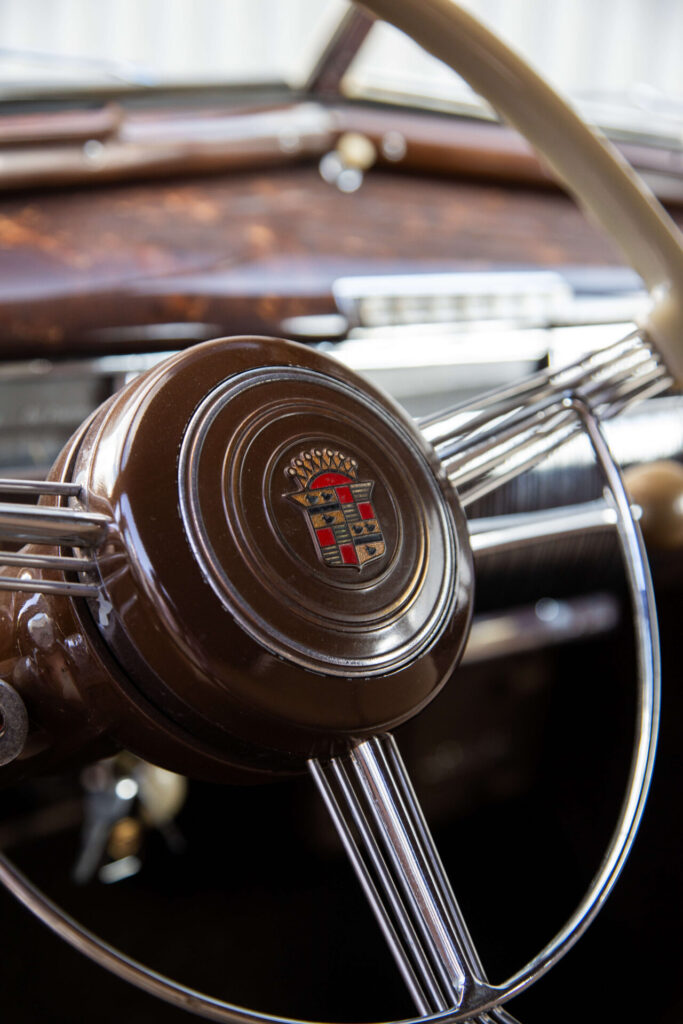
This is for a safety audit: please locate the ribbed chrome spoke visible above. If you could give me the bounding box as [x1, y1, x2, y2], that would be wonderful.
[0, 550, 97, 572]
[0, 479, 82, 498]
[310, 734, 488, 1017]
[0, 574, 101, 597]
[487, 1011, 523, 1024]
[0, 479, 109, 597]
[468, 497, 626, 555]
[0, 501, 109, 547]
[420, 330, 672, 507]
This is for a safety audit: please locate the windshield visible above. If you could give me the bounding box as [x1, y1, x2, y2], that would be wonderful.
[346, 0, 683, 147]
[1, 0, 681, 149]
[0, 0, 346, 94]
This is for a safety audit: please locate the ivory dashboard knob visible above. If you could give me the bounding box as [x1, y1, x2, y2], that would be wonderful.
[624, 459, 683, 550]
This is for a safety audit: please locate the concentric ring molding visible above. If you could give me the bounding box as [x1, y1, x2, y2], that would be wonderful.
[178, 366, 460, 677]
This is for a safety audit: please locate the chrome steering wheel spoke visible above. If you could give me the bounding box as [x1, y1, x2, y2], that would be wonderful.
[311, 396, 660, 1023]
[420, 329, 672, 507]
[310, 734, 488, 1017]
[0, 477, 110, 597]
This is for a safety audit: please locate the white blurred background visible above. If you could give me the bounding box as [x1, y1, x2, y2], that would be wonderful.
[0, 0, 681, 143]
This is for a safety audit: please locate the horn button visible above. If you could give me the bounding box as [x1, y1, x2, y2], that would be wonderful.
[75, 338, 472, 774]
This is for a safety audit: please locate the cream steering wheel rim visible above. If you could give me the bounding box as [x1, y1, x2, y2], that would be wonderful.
[363, 0, 683, 381]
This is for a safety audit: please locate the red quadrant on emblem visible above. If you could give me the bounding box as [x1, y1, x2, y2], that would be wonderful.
[336, 486, 354, 504]
[340, 543, 358, 564]
[316, 527, 335, 547]
[357, 502, 375, 520]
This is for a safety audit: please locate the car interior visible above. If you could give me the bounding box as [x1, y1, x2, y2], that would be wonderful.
[0, 2, 681, 1022]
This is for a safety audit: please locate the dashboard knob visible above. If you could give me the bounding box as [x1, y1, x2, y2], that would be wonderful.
[624, 459, 683, 550]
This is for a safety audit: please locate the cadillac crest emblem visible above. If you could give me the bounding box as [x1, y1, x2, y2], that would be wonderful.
[285, 448, 386, 570]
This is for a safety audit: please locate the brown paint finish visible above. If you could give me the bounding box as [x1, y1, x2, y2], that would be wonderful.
[0, 419, 122, 785]
[73, 336, 472, 777]
[0, 103, 123, 146]
[0, 97, 678, 199]
[334, 105, 683, 193]
[335, 106, 554, 184]
[0, 165, 677, 358]
[0, 337, 473, 783]
[0, 102, 335, 193]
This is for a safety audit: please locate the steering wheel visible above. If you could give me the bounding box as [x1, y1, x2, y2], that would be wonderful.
[0, 1, 681, 1021]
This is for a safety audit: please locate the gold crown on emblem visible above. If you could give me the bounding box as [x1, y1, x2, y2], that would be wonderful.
[285, 448, 358, 489]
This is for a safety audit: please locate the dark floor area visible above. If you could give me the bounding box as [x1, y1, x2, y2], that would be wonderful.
[1, 590, 681, 1023]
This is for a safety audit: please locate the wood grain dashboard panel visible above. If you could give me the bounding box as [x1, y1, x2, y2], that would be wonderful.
[0, 164, 680, 357]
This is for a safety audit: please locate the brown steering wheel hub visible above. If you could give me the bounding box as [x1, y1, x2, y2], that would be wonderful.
[73, 337, 472, 775]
